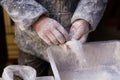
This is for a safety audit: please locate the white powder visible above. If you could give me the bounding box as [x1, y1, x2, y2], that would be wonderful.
[64, 39, 87, 69]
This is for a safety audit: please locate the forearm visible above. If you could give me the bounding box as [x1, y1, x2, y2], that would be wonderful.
[15, 27, 49, 61]
[0, 0, 48, 30]
[71, 0, 108, 31]
[0, 0, 49, 60]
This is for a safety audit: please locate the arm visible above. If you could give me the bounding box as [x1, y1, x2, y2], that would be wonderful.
[70, 0, 108, 42]
[0, 0, 69, 45]
[0, 0, 69, 60]
[0, 0, 48, 30]
[71, 0, 108, 31]
[0, 0, 50, 60]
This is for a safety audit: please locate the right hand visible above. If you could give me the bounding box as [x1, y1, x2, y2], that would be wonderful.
[69, 19, 90, 43]
[33, 16, 69, 45]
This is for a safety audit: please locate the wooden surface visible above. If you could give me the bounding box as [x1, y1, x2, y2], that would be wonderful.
[3, 10, 19, 59]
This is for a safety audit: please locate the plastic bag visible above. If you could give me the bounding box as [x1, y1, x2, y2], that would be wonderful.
[2, 65, 36, 80]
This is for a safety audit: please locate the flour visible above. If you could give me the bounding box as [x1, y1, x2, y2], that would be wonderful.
[60, 39, 87, 70]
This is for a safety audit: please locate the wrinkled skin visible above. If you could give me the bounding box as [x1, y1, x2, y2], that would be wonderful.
[33, 16, 69, 45]
[33, 16, 89, 45]
[69, 19, 90, 43]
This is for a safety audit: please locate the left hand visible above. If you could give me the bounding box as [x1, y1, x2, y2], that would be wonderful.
[69, 19, 90, 43]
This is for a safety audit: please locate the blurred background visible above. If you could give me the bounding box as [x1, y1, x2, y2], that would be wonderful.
[0, 0, 120, 76]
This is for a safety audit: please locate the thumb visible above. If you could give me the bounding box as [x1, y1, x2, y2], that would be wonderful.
[79, 33, 88, 43]
[69, 25, 79, 39]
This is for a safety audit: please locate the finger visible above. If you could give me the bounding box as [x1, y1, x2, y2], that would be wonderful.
[69, 25, 79, 39]
[52, 28, 66, 44]
[79, 33, 88, 43]
[56, 24, 69, 41]
[72, 25, 89, 40]
[40, 35, 52, 45]
[47, 32, 59, 45]
[72, 27, 84, 40]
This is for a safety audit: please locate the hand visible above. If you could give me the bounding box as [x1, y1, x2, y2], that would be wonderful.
[69, 19, 90, 43]
[33, 16, 69, 45]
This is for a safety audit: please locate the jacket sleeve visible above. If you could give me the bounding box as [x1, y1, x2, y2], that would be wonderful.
[71, 0, 108, 31]
[0, 0, 48, 31]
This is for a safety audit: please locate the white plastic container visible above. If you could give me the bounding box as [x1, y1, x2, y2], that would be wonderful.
[1, 40, 120, 80]
[47, 40, 120, 80]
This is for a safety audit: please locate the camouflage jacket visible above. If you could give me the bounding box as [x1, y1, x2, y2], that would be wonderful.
[0, 0, 107, 61]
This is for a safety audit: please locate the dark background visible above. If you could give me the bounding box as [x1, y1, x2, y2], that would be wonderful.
[89, 0, 120, 41]
[0, 6, 8, 76]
